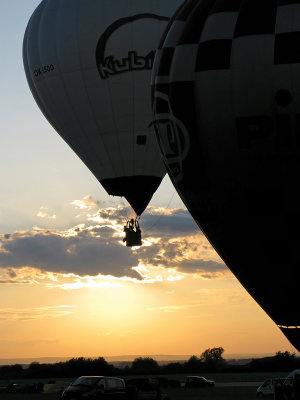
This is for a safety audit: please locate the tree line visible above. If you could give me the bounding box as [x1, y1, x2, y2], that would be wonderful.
[0, 347, 299, 380]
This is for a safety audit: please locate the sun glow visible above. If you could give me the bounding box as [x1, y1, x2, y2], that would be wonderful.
[0, 201, 293, 358]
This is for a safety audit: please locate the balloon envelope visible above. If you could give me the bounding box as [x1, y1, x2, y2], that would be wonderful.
[152, 0, 300, 350]
[23, 0, 182, 216]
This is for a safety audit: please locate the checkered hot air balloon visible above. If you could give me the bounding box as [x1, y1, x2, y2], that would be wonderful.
[152, 0, 300, 350]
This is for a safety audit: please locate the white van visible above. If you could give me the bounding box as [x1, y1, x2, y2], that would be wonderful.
[287, 369, 300, 378]
[256, 379, 276, 398]
[256, 378, 286, 397]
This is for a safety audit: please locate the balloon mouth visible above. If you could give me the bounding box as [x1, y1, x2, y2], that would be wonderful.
[278, 326, 300, 352]
[100, 176, 163, 216]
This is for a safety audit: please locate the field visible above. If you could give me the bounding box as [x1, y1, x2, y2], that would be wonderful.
[0, 386, 260, 400]
[164, 385, 260, 399]
[0, 389, 260, 400]
[0, 372, 288, 399]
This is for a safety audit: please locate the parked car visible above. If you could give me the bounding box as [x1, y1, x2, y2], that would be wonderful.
[6, 383, 44, 394]
[185, 376, 215, 388]
[60, 376, 126, 399]
[124, 377, 161, 399]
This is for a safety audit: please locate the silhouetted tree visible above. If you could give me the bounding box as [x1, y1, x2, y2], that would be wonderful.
[26, 362, 56, 378]
[161, 362, 184, 374]
[60, 357, 116, 377]
[275, 351, 295, 362]
[247, 351, 298, 372]
[200, 347, 226, 371]
[93, 357, 116, 375]
[185, 355, 203, 372]
[0, 364, 23, 379]
[131, 357, 159, 374]
[1, 349, 300, 379]
[274, 351, 296, 370]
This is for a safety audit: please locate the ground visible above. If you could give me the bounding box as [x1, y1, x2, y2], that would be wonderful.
[0, 371, 287, 399]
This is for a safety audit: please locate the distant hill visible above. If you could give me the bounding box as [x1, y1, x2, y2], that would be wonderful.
[0, 353, 274, 367]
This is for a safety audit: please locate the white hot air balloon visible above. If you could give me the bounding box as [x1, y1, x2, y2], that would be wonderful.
[23, 0, 183, 226]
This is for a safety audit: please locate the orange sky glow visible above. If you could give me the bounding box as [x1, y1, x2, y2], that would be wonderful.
[0, 201, 295, 361]
[0, 0, 297, 364]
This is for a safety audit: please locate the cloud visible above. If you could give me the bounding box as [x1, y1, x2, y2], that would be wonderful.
[147, 305, 190, 313]
[1, 339, 59, 347]
[0, 305, 75, 321]
[136, 207, 200, 239]
[0, 226, 140, 279]
[146, 303, 208, 313]
[97, 330, 133, 338]
[71, 195, 100, 210]
[37, 206, 56, 219]
[0, 267, 40, 285]
[136, 232, 227, 279]
[0, 265, 183, 289]
[0, 200, 227, 285]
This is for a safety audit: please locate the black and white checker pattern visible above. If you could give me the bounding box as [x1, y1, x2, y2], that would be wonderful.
[151, 1, 197, 85]
[152, 0, 300, 348]
[152, 0, 300, 157]
[153, 0, 300, 83]
[195, 0, 300, 72]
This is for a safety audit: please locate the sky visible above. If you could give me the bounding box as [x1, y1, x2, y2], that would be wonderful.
[0, 0, 296, 362]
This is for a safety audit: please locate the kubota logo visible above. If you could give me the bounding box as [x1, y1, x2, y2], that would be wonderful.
[96, 14, 169, 80]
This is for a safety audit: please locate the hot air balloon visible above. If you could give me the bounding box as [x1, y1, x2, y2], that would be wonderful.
[152, 0, 300, 350]
[23, 0, 183, 246]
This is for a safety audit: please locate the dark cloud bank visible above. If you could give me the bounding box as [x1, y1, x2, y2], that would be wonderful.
[0, 207, 226, 279]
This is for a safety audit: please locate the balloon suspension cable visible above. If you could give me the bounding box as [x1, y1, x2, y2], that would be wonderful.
[120, 196, 130, 224]
[142, 190, 176, 234]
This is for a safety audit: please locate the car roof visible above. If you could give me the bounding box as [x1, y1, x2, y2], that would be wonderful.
[287, 370, 300, 378]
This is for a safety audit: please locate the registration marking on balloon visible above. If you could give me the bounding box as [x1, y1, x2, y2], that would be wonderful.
[33, 64, 55, 77]
[153, 91, 190, 183]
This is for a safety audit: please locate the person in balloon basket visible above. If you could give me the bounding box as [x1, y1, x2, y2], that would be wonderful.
[123, 219, 142, 247]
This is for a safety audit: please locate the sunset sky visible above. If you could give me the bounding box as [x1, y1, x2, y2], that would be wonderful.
[0, 0, 296, 362]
